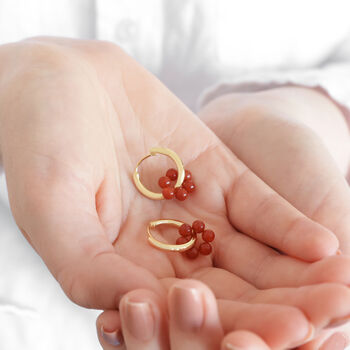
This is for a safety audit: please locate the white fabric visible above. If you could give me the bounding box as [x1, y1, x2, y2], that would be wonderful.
[197, 63, 350, 124]
[0, 175, 100, 349]
[0, 1, 350, 349]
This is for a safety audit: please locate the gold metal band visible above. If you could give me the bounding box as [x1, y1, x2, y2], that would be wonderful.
[147, 219, 196, 252]
[133, 147, 185, 200]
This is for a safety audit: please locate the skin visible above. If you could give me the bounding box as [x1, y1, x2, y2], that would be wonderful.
[98, 87, 350, 349]
[97, 280, 271, 350]
[0, 37, 350, 349]
[199, 87, 350, 349]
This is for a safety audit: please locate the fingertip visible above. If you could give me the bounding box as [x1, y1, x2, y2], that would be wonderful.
[96, 310, 124, 349]
[97, 310, 122, 332]
[119, 288, 166, 316]
[100, 326, 124, 348]
[168, 278, 220, 325]
[262, 306, 311, 348]
[313, 226, 339, 259]
[119, 288, 169, 347]
[168, 279, 223, 348]
[320, 332, 349, 350]
[221, 330, 271, 350]
[168, 279, 215, 299]
[293, 221, 339, 261]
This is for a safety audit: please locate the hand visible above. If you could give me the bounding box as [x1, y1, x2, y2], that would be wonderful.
[199, 86, 350, 349]
[96, 280, 271, 350]
[1, 38, 349, 349]
[96, 277, 350, 350]
[96, 266, 350, 349]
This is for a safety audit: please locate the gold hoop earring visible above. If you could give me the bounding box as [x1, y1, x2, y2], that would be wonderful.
[133, 147, 196, 201]
[147, 219, 196, 252]
[147, 218, 216, 259]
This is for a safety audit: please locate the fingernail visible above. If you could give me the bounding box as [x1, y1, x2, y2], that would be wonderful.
[225, 344, 243, 350]
[328, 314, 350, 328]
[101, 326, 124, 347]
[124, 301, 155, 341]
[170, 285, 204, 332]
[320, 332, 349, 350]
[289, 323, 315, 348]
[304, 323, 315, 342]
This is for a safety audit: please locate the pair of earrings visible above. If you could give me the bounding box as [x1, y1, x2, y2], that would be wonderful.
[133, 147, 215, 260]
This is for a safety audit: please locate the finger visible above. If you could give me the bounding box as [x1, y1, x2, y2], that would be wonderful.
[285, 165, 350, 255]
[247, 283, 350, 330]
[202, 94, 350, 256]
[226, 165, 338, 261]
[163, 276, 313, 349]
[215, 224, 350, 288]
[193, 267, 350, 330]
[217, 299, 314, 349]
[298, 319, 350, 350]
[97, 310, 126, 350]
[319, 332, 349, 350]
[296, 330, 337, 350]
[168, 279, 224, 350]
[221, 330, 271, 350]
[220, 111, 350, 254]
[306, 179, 350, 254]
[119, 289, 169, 350]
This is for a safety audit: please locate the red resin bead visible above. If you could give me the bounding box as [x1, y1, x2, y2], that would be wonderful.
[162, 187, 175, 199]
[199, 242, 212, 255]
[202, 229, 215, 242]
[192, 220, 205, 233]
[179, 223, 192, 237]
[175, 187, 188, 201]
[185, 246, 199, 259]
[184, 170, 192, 181]
[176, 236, 190, 245]
[182, 180, 195, 193]
[166, 168, 178, 181]
[185, 234, 194, 241]
[158, 176, 171, 188]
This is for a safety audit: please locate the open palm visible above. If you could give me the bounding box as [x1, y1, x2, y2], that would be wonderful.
[199, 87, 350, 348]
[2, 38, 350, 349]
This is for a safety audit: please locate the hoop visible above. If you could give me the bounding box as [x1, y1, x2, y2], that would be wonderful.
[133, 147, 185, 200]
[147, 219, 196, 252]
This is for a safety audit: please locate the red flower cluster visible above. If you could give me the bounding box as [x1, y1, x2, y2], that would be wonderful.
[176, 220, 215, 259]
[158, 168, 196, 201]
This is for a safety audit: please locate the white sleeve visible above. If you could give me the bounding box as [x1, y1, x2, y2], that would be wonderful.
[197, 62, 350, 129]
[198, 30, 350, 129]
